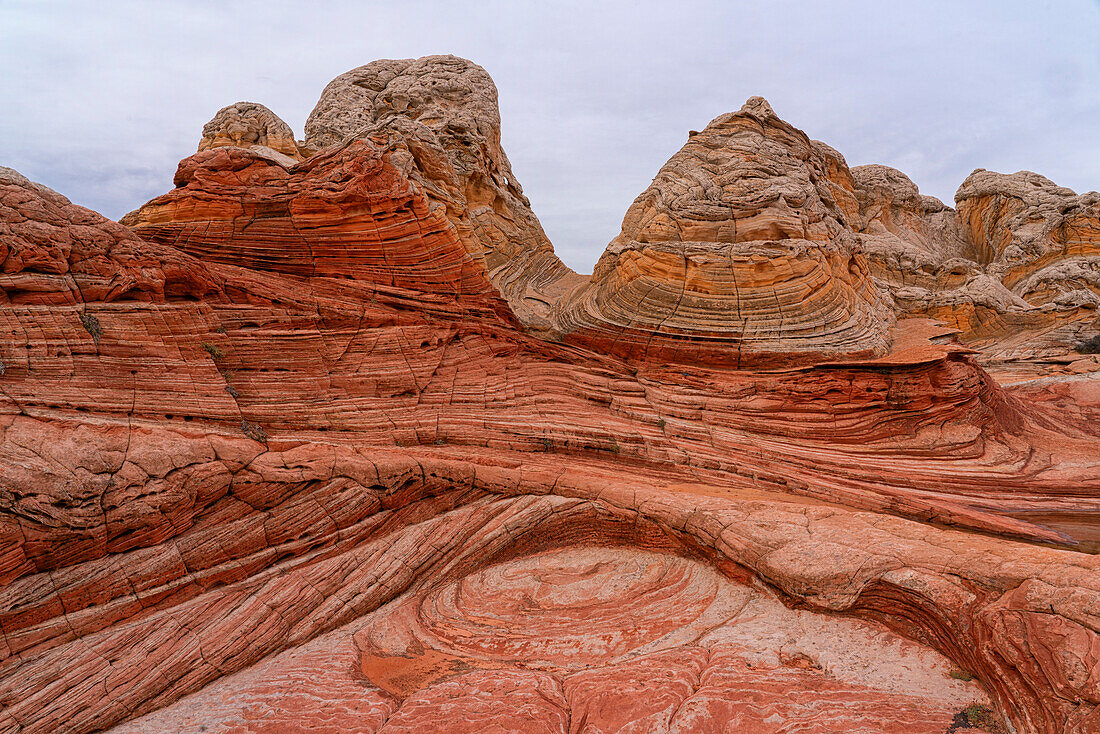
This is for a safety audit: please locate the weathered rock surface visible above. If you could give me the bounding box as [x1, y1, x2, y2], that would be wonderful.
[851, 163, 974, 286]
[303, 55, 583, 327]
[0, 167, 221, 306]
[848, 163, 1100, 372]
[1, 56, 1098, 734]
[198, 101, 307, 162]
[956, 170, 1100, 304]
[555, 97, 894, 366]
[121, 140, 508, 306]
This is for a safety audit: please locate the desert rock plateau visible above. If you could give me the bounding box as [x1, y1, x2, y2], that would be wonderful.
[1, 55, 1098, 733]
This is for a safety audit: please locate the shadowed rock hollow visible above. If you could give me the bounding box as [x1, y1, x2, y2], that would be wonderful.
[1, 55, 1098, 734]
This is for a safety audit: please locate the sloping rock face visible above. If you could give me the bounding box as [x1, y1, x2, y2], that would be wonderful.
[0, 167, 221, 306]
[555, 97, 894, 366]
[113, 547, 999, 733]
[1, 57, 1099, 734]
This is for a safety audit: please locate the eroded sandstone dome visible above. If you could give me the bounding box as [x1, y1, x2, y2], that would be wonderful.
[198, 101, 305, 162]
[555, 97, 895, 366]
[304, 55, 584, 327]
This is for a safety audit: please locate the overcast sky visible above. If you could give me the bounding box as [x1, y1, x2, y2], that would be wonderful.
[2, 0, 1098, 272]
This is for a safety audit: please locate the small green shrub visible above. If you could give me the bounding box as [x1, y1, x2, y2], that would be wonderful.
[966, 704, 1004, 731]
[241, 420, 267, 443]
[948, 669, 974, 682]
[202, 342, 225, 360]
[225, 384, 239, 399]
[79, 313, 102, 345]
[947, 703, 1006, 733]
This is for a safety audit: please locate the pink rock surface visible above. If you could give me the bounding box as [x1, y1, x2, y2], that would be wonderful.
[2, 54, 1098, 734]
[110, 547, 996, 734]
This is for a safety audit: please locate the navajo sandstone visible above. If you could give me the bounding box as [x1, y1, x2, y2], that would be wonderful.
[1, 55, 1098, 734]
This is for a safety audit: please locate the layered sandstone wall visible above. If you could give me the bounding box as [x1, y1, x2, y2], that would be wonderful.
[0, 167, 221, 306]
[303, 55, 584, 327]
[122, 140, 507, 306]
[846, 162, 1099, 366]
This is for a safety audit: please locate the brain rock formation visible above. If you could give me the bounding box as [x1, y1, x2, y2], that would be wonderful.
[555, 97, 894, 366]
[198, 101, 307, 162]
[0, 55, 1098, 734]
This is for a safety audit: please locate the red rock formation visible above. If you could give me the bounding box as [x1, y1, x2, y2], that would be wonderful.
[116, 546, 1004, 733]
[121, 140, 505, 305]
[851, 164, 974, 283]
[1, 56, 1098, 734]
[304, 55, 584, 328]
[0, 166, 220, 306]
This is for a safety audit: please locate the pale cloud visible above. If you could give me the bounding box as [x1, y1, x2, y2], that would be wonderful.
[2, 0, 1098, 272]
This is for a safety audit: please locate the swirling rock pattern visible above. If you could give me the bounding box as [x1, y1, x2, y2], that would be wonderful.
[1, 56, 1099, 734]
[555, 97, 895, 366]
[4, 438, 1096, 733]
[111, 547, 996, 733]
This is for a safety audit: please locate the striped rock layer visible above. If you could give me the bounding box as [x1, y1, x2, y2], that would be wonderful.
[555, 97, 895, 366]
[120, 140, 506, 304]
[302, 55, 584, 328]
[1, 55, 1099, 734]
